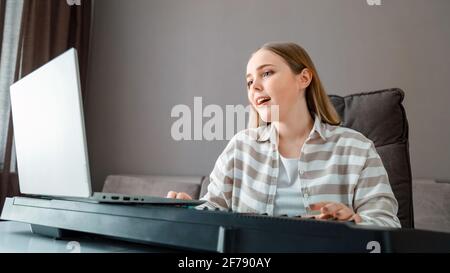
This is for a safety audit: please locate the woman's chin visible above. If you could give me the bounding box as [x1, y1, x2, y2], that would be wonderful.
[258, 112, 274, 124]
[257, 105, 279, 123]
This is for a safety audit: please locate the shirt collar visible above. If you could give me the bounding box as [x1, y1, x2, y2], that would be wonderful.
[256, 114, 327, 144]
[312, 113, 327, 141]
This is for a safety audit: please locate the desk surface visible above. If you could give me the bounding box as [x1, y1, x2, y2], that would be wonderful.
[0, 221, 176, 253]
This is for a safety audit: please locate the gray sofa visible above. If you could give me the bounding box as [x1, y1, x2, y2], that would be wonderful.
[412, 179, 450, 233]
[101, 89, 450, 232]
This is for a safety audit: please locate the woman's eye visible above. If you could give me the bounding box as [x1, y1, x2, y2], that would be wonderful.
[262, 71, 273, 77]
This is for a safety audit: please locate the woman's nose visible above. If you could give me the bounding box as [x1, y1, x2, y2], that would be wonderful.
[251, 78, 263, 92]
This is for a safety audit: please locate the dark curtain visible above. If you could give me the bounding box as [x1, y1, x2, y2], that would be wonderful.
[21, 0, 92, 94]
[0, 0, 92, 210]
[0, 0, 5, 55]
[0, 0, 11, 213]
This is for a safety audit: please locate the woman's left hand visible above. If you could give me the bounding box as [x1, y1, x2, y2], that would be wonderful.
[309, 202, 362, 223]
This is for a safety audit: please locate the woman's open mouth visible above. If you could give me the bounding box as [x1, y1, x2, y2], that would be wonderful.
[255, 96, 271, 106]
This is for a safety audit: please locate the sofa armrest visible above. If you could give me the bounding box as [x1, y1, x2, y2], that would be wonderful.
[413, 179, 450, 233]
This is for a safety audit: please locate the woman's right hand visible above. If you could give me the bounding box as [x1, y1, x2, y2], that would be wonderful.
[166, 191, 193, 200]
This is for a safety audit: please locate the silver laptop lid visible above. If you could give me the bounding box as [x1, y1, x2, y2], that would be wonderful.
[10, 48, 92, 198]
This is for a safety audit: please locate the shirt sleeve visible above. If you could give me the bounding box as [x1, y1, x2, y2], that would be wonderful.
[353, 142, 402, 228]
[196, 138, 236, 211]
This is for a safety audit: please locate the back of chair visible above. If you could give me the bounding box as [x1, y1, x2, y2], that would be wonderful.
[328, 88, 414, 228]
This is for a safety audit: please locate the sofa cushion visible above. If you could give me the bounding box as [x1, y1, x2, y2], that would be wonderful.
[102, 175, 202, 198]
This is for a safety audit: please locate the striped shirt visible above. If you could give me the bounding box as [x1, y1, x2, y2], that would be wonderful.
[198, 114, 401, 228]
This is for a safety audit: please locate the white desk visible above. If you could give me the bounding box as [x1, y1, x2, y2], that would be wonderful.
[0, 221, 176, 253]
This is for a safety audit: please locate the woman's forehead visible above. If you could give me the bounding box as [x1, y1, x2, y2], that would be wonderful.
[246, 49, 284, 74]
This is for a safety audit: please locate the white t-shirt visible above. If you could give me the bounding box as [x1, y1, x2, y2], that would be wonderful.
[273, 154, 307, 217]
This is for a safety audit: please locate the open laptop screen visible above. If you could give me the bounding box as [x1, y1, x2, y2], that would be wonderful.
[10, 48, 92, 198]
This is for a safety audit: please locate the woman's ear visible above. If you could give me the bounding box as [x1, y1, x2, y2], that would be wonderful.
[297, 68, 313, 90]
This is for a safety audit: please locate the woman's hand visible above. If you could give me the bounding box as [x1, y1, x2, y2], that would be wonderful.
[309, 202, 362, 223]
[166, 191, 193, 200]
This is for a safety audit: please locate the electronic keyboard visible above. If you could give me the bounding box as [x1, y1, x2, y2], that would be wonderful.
[1, 196, 449, 253]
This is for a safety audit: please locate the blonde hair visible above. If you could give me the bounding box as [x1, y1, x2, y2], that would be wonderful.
[248, 42, 341, 128]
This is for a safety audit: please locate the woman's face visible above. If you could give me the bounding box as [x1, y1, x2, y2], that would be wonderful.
[246, 49, 310, 123]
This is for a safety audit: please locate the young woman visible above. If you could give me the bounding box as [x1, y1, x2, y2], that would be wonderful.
[168, 42, 401, 228]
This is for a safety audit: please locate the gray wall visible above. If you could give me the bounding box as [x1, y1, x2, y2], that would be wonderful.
[86, 0, 450, 191]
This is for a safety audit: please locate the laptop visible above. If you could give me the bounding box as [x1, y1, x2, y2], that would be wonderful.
[9, 48, 205, 206]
